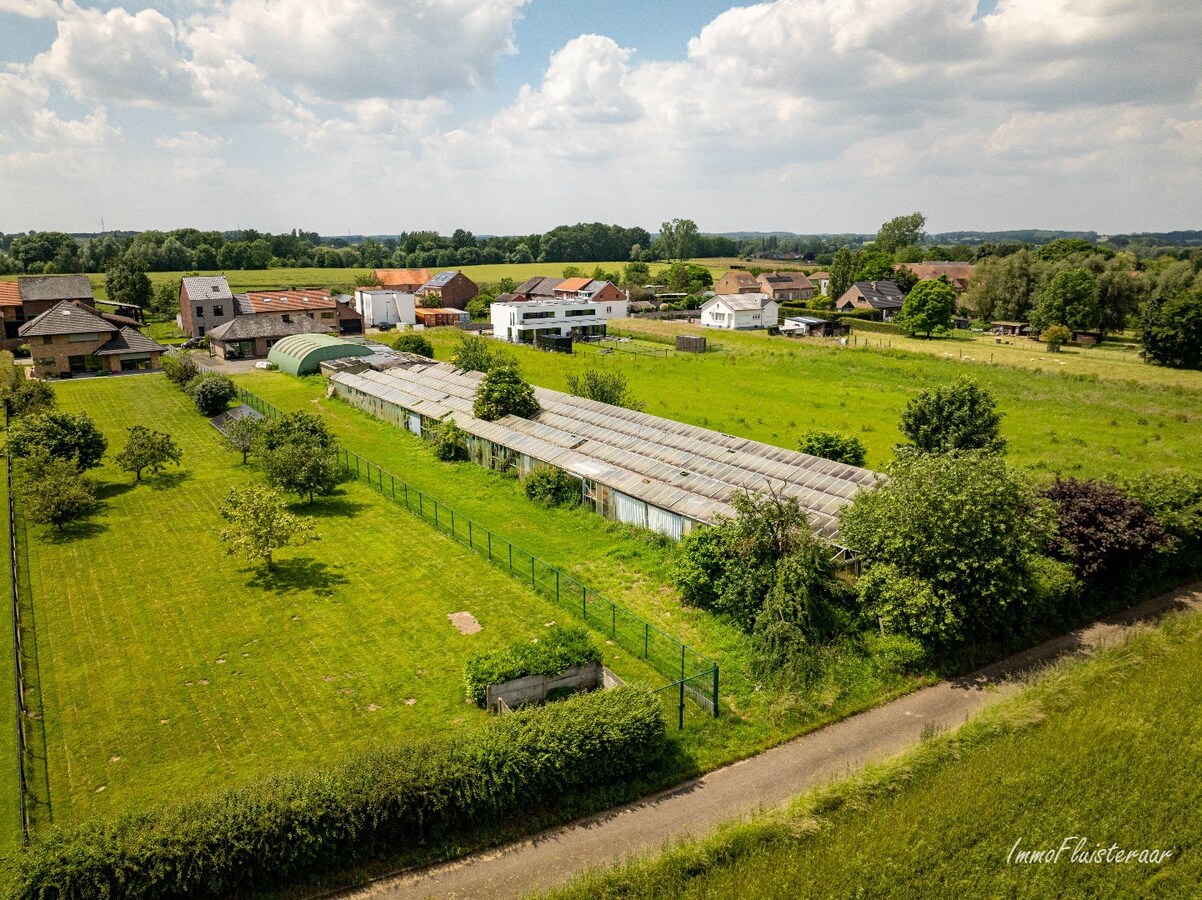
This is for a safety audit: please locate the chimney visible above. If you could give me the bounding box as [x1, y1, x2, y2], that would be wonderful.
[871, 281, 877, 290]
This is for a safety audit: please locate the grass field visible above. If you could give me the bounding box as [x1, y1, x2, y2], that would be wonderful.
[545, 606, 1202, 899]
[16, 376, 667, 834]
[418, 324, 1202, 478]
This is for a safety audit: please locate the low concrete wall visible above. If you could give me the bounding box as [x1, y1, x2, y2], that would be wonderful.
[486, 663, 624, 713]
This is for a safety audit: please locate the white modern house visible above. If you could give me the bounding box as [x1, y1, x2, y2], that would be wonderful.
[491, 297, 628, 344]
[354, 289, 416, 329]
[699, 293, 779, 330]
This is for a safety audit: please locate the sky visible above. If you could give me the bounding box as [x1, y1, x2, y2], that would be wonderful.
[0, 0, 1199, 237]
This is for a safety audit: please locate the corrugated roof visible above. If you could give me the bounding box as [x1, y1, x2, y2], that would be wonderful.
[374, 268, 430, 288]
[17, 275, 93, 303]
[244, 290, 334, 313]
[19, 300, 116, 337]
[328, 361, 879, 541]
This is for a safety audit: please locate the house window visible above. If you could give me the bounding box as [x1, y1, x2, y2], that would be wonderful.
[213, 305, 224, 317]
[41, 335, 53, 345]
[33, 357, 56, 369]
[320, 311, 335, 319]
[196, 306, 204, 318]
[282, 314, 292, 323]
[69, 332, 101, 342]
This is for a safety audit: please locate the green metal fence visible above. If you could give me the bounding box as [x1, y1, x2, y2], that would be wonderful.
[233, 385, 720, 725]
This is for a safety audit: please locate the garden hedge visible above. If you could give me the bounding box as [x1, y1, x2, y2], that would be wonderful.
[779, 305, 877, 321]
[14, 686, 665, 900]
[845, 318, 903, 336]
[464, 625, 601, 705]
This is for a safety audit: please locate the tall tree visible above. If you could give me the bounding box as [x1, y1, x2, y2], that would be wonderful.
[1030, 268, 1100, 332]
[6, 410, 108, 469]
[828, 248, 859, 301]
[658, 218, 699, 262]
[875, 212, 926, 253]
[104, 259, 153, 310]
[1139, 288, 1202, 369]
[895, 279, 956, 337]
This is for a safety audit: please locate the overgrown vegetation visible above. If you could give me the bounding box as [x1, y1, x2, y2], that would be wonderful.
[795, 429, 867, 466]
[463, 626, 603, 706]
[429, 415, 469, 462]
[566, 368, 645, 411]
[386, 332, 435, 358]
[473, 364, 540, 420]
[523, 466, 582, 507]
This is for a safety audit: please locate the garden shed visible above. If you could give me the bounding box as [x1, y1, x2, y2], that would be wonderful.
[267, 333, 373, 376]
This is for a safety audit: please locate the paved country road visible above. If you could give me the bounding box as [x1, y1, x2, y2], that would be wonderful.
[333, 582, 1202, 900]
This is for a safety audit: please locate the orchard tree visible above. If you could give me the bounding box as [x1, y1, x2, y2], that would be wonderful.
[895, 279, 955, 337]
[1030, 268, 1100, 332]
[473, 365, 540, 420]
[566, 368, 644, 411]
[3, 379, 55, 418]
[220, 484, 317, 571]
[258, 410, 337, 453]
[114, 425, 183, 481]
[874, 212, 926, 254]
[262, 439, 341, 504]
[899, 376, 1006, 454]
[104, 258, 153, 310]
[796, 429, 867, 466]
[222, 415, 263, 464]
[16, 451, 97, 533]
[1139, 288, 1202, 369]
[6, 410, 108, 469]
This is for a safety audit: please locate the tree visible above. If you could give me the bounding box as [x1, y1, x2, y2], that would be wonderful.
[258, 410, 336, 453]
[220, 484, 317, 571]
[473, 365, 540, 420]
[114, 426, 183, 482]
[622, 261, 650, 287]
[1139, 288, 1202, 369]
[875, 212, 926, 254]
[899, 376, 1005, 454]
[565, 368, 644, 411]
[1030, 268, 1100, 332]
[1041, 478, 1166, 583]
[261, 440, 341, 504]
[16, 452, 98, 533]
[828, 248, 858, 301]
[7, 410, 108, 469]
[795, 430, 867, 466]
[429, 415, 469, 462]
[389, 333, 434, 358]
[1040, 324, 1072, 352]
[450, 334, 510, 373]
[963, 249, 1040, 322]
[186, 372, 236, 417]
[223, 415, 263, 464]
[162, 351, 200, 387]
[894, 279, 955, 337]
[104, 258, 153, 310]
[839, 452, 1066, 646]
[657, 218, 699, 262]
[662, 262, 712, 294]
[4, 379, 55, 418]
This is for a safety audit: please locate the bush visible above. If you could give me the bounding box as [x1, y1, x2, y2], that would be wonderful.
[13, 687, 665, 900]
[430, 415, 469, 462]
[6, 410, 107, 470]
[185, 372, 236, 417]
[463, 626, 603, 706]
[388, 333, 434, 358]
[524, 466, 581, 507]
[1040, 324, 1072, 351]
[161, 351, 200, 386]
[846, 319, 903, 335]
[796, 429, 867, 466]
[898, 376, 1006, 455]
[473, 365, 540, 420]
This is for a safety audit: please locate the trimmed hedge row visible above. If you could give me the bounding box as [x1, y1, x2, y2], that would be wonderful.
[779, 305, 877, 321]
[464, 625, 601, 705]
[846, 319, 903, 336]
[14, 686, 666, 900]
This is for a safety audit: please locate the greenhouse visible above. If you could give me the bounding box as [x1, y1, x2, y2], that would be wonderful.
[266, 333, 373, 376]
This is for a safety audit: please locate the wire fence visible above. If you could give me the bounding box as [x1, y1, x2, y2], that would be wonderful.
[3, 408, 29, 843]
[233, 384, 720, 725]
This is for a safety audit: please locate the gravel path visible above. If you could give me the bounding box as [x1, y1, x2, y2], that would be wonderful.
[337, 582, 1201, 900]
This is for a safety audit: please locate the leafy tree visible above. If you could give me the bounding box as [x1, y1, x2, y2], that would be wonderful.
[565, 368, 644, 411]
[150, 280, 179, 317]
[524, 466, 582, 507]
[186, 372, 236, 417]
[1040, 324, 1072, 351]
[1139, 288, 1202, 369]
[450, 334, 510, 373]
[104, 259, 153, 310]
[895, 279, 955, 337]
[795, 430, 867, 466]
[828, 248, 858, 300]
[1, 369, 56, 417]
[561, 265, 584, 279]
[1041, 478, 1166, 583]
[964, 249, 1040, 322]
[875, 212, 926, 253]
[429, 415, 469, 462]
[16, 451, 97, 533]
[899, 376, 1006, 454]
[223, 415, 263, 464]
[473, 365, 540, 420]
[1095, 253, 1146, 337]
[389, 333, 434, 358]
[7, 410, 108, 469]
[657, 218, 699, 262]
[1030, 268, 1100, 332]
[262, 440, 341, 504]
[662, 262, 712, 294]
[622, 261, 651, 287]
[220, 484, 317, 571]
[840, 452, 1065, 646]
[853, 251, 896, 283]
[114, 426, 183, 481]
[161, 351, 200, 387]
[257, 410, 336, 453]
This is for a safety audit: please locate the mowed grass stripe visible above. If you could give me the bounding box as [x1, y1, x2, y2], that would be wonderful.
[27, 375, 664, 827]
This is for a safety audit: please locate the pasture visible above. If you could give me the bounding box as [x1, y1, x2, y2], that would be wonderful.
[545, 606, 1202, 899]
[13, 376, 667, 835]
[421, 324, 1202, 478]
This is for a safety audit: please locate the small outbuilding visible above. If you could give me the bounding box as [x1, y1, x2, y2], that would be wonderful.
[267, 333, 374, 376]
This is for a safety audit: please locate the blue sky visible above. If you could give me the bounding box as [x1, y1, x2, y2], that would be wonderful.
[0, 0, 1199, 236]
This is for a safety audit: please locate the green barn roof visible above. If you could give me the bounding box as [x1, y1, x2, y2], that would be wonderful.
[267, 333, 373, 376]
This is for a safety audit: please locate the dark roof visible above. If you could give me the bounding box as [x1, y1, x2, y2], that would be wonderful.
[19, 300, 116, 337]
[211, 404, 266, 432]
[494, 293, 519, 304]
[181, 275, 233, 302]
[93, 327, 168, 356]
[208, 314, 334, 342]
[851, 281, 904, 309]
[421, 271, 459, 290]
[100, 311, 142, 328]
[233, 294, 255, 315]
[514, 276, 562, 297]
[17, 275, 94, 303]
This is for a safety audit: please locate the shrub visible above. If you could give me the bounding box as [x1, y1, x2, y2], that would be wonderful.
[161, 351, 200, 386]
[185, 372, 236, 417]
[1041, 324, 1072, 351]
[388, 333, 434, 358]
[566, 369, 644, 411]
[524, 466, 581, 507]
[463, 626, 603, 706]
[473, 365, 540, 420]
[796, 429, 867, 467]
[451, 333, 511, 373]
[430, 415, 469, 462]
[898, 376, 1006, 455]
[6, 410, 107, 469]
[13, 687, 665, 900]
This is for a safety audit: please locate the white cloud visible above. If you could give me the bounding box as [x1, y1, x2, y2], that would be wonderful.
[0, 0, 58, 18]
[153, 130, 229, 152]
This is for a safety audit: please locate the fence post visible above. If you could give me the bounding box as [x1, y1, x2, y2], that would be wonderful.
[468, 520, 473, 550]
[611, 605, 616, 639]
[390, 474, 395, 499]
[450, 509, 454, 539]
[712, 665, 720, 718]
[530, 556, 536, 590]
[678, 679, 685, 730]
[681, 645, 686, 681]
[644, 622, 649, 659]
[555, 569, 559, 603]
[508, 543, 513, 574]
[487, 531, 491, 561]
[582, 586, 587, 620]
[434, 501, 439, 530]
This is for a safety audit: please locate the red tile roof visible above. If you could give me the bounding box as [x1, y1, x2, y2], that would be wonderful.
[243, 290, 334, 313]
[0, 281, 19, 307]
[555, 277, 592, 293]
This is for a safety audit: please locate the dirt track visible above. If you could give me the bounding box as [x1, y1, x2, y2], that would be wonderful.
[337, 583, 1201, 900]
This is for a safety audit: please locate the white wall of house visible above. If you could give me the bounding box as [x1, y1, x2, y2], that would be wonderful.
[491, 299, 627, 343]
[700, 296, 779, 330]
[355, 290, 415, 327]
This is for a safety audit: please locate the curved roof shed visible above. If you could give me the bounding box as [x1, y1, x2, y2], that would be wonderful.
[267, 333, 372, 376]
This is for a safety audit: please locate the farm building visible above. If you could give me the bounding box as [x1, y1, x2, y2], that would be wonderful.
[327, 359, 878, 547]
[780, 316, 841, 337]
[267, 333, 374, 375]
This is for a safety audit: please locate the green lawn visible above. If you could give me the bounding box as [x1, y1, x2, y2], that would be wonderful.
[20, 376, 665, 832]
[545, 607, 1202, 899]
[420, 324, 1202, 478]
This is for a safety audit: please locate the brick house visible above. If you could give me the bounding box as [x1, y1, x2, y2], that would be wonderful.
[835, 281, 906, 320]
[512, 276, 563, 300]
[207, 313, 335, 360]
[180, 275, 236, 338]
[240, 290, 363, 335]
[0, 281, 22, 350]
[417, 271, 479, 310]
[713, 271, 760, 294]
[898, 262, 976, 293]
[20, 301, 167, 377]
[756, 271, 816, 303]
[552, 278, 626, 305]
[16, 275, 95, 319]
